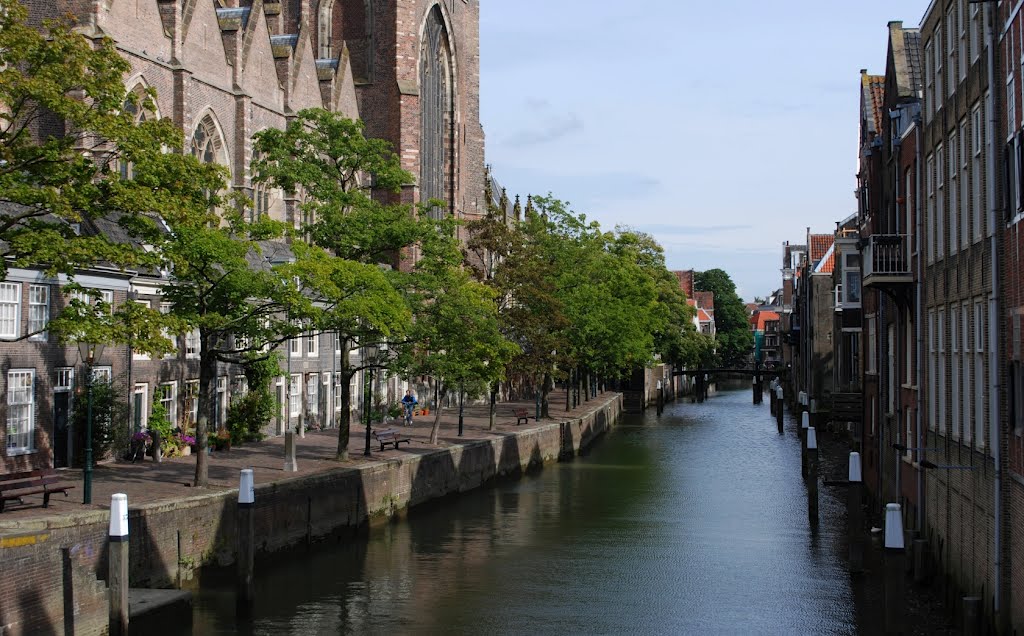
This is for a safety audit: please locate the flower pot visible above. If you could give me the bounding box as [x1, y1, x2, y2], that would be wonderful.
[181, 445, 191, 457]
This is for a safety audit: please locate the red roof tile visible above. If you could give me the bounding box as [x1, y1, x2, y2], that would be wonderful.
[809, 234, 833, 262]
[673, 270, 695, 298]
[694, 291, 715, 310]
[697, 309, 712, 322]
[752, 311, 780, 331]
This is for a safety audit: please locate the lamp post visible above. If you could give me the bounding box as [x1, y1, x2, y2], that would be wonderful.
[362, 343, 377, 457]
[78, 341, 105, 505]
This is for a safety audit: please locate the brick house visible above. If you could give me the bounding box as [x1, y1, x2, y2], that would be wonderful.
[918, 0, 1001, 623]
[5, 0, 486, 474]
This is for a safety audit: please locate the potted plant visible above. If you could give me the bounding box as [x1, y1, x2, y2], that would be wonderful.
[209, 429, 232, 452]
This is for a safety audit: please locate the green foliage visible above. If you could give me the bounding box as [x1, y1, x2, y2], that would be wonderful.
[147, 397, 173, 445]
[695, 268, 754, 367]
[71, 374, 129, 466]
[226, 354, 280, 444]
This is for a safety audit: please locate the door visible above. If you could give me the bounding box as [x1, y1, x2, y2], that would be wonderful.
[53, 392, 70, 468]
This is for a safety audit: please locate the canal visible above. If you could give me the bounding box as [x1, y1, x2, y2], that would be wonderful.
[185, 389, 954, 635]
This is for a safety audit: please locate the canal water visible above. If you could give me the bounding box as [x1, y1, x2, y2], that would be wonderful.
[186, 389, 948, 635]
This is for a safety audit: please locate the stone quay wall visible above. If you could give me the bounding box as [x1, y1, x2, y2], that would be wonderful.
[0, 393, 622, 635]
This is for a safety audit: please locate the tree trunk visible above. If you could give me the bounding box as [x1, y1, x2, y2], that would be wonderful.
[429, 383, 447, 445]
[193, 330, 217, 488]
[565, 371, 571, 412]
[336, 339, 352, 460]
[488, 383, 497, 431]
[541, 372, 553, 419]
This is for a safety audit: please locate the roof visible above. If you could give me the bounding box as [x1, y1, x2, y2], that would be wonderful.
[750, 310, 780, 331]
[694, 291, 714, 310]
[808, 234, 833, 263]
[813, 243, 836, 274]
[889, 22, 923, 100]
[697, 309, 712, 322]
[861, 71, 885, 135]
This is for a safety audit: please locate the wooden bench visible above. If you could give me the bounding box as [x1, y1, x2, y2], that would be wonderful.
[373, 428, 410, 452]
[513, 409, 531, 425]
[0, 469, 75, 513]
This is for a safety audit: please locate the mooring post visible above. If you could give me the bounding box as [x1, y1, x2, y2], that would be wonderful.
[237, 468, 255, 614]
[769, 380, 777, 416]
[848, 452, 864, 573]
[800, 412, 809, 478]
[108, 493, 129, 636]
[775, 386, 784, 433]
[962, 596, 982, 636]
[912, 538, 928, 583]
[884, 503, 906, 634]
[809, 398, 817, 430]
[284, 430, 298, 472]
[807, 427, 819, 526]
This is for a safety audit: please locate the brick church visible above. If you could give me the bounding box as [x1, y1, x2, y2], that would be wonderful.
[2, 0, 486, 473]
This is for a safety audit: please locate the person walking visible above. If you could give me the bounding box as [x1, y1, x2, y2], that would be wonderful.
[402, 390, 418, 426]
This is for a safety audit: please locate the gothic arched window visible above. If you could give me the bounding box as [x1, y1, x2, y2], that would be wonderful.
[119, 83, 157, 180]
[420, 5, 453, 220]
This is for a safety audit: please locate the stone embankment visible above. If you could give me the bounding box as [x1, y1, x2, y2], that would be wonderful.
[0, 392, 622, 635]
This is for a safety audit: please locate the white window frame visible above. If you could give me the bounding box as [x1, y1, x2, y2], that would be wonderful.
[28, 284, 48, 341]
[334, 374, 344, 412]
[290, 374, 302, 418]
[159, 382, 177, 426]
[972, 104, 983, 243]
[958, 0, 967, 80]
[6, 369, 35, 454]
[962, 304, 972, 444]
[960, 120, 969, 249]
[949, 132, 959, 255]
[937, 145, 945, 259]
[184, 380, 199, 425]
[92, 366, 112, 385]
[0, 282, 21, 339]
[926, 39, 935, 122]
[929, 309, 937, 431]
[867, 315, 878, 374]
[307, 331, 319, 358]
[935, 26, 944, 109]
[290, 334, 302, 357]
[970, 3, 980, 64]
[938, 309, 946, 436]
[951, 310, 960, 440]
[185, 329, 200, 360]
[927, 153, 935, 263]
[947, 6, 956, 95]
[975, 301, 985, 448]
[133, 383, 149, 432]
[307, 373, 319, 416]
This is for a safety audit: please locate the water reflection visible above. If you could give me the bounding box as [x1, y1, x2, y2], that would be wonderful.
[191, 391, 859, 635]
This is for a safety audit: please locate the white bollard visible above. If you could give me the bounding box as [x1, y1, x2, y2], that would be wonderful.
[801, 411, 810, 430]
[806, 426, 817, 450]
[109, 493, 129, 636]
[884, 503, 905, 550]
[237, 469, 255, 612]
[884, 503, 906, 632]
[849, 452, 862, 483]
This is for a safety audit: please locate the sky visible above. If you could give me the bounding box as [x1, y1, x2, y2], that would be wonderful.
[479, 0, 932, 301]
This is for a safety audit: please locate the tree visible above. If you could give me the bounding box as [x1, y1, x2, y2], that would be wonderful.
[0, 0, 203, 283]
[401, 239, 518, 444]
[694, 268, 753, 367]
[252, 109, 424, 460]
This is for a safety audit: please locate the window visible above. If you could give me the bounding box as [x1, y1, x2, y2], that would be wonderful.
[947, 7, 956, 95]
[949, 133, 958, 254]
[971, 3, 980, 64]
[963, 305, 972, 444]
[928, 310, 937, 431]
[159, 382, 177, 427]
[307, 374, 319, 416]
[1014, 360, 1024, 438]
[306, 332, 318, 357]
[906, 168, 914, 245]
[987, 91, 995, 235]
[184, 380, 199, 425]
[951, 310, 959, 439]
[975, 301, 985, 447]
[935, 27, 943, 109]
[0, 282, 20, 339]
[216, 377, 227, 428]
[55, 368, 74, 392]
[925, 39, 935, 121]
[937, 145, 945, 259]
[844, 253, 861, 305]
[92, 367, 112, 385]
[1010, 76, 1017, 144]
[133, 300, 151, 360]
[905, 319, 913, 387]
[290, 374, 301, 417]
[927, 153, 935, 263]
[334, 374, 344, 412]
[867, 315, 877, 374]
[27, 285, 48, 341]
[887, 324, 896, 415]
[938, 309, 946, 435]
[185, 329, 200, 359]
[160, 303, 176, 359]
[959, 0, 967, 80]
[290, 334, 301, 357]
[133, 384, 148, 433]
[960, 121, 969, 249]
[973, 104, 983, 241]
[6, 370, 34, 454]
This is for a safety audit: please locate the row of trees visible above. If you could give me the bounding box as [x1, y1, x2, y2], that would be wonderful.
[2, 3, 731, 487]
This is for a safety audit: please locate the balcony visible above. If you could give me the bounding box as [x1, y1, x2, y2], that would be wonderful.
[862, 234, 912, 287]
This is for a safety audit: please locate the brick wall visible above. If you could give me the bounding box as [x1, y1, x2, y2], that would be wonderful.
[0, 395, 621, 636]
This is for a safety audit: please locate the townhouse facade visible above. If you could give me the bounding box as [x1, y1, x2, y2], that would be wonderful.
[3, 0, 486, 475]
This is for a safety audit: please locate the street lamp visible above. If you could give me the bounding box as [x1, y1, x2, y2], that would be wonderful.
[362, 342, 378, 457]
[77, 341, 106, 505]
